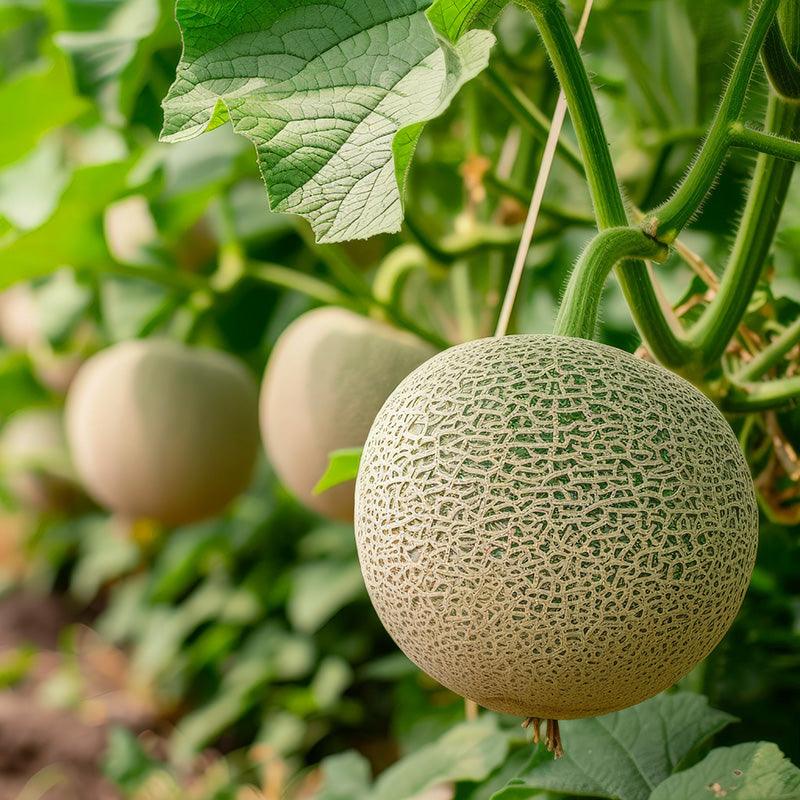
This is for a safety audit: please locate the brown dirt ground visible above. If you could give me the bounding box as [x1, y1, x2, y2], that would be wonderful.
[0, 589, 121, 800]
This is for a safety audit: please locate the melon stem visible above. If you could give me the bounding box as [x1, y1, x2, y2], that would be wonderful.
[553, 228, 668, 341]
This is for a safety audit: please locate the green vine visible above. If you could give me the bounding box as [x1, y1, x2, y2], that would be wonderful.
[643, 0, 781, 243]
[690, 97, 800, 369]
[554, 228, 669, 340]
[519, 0, 694, 367]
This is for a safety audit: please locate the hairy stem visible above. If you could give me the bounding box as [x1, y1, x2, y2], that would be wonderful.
[644, 0, 781, 242]
[730, 122, 800, 160]
[690, 96, 800, 367]
[554, 228, 668, 340]
[520, 0, 692, 365]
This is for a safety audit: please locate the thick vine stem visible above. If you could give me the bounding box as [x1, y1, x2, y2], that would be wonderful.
[690, 96, 800, 368]
[519, 0, 693, 367]
[642, 0, 781, 243]
[723, 375, 800, 413]
[554, 228, 669, 340]
[736, 317, 800, 381]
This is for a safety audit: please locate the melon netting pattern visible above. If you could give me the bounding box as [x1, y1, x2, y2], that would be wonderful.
[355, 335, 758, 719]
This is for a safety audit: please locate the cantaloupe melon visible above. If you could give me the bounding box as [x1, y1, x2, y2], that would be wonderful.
[0, 409, 83, 513]
[355, 335, 759, 719]
[260, 307, 437, 521]
[65, 339, 259, 526]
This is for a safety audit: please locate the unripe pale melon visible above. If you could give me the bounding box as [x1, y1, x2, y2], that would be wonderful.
[260, 307, 437, 521]
[355, 335, 758, 720]
[0, 285, 41, 350]
[103, 195, 159, 265]
[0, 409, 83, 513]
[66, 339, 259, 526]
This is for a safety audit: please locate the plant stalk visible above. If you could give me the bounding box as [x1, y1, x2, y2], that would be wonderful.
[724, 375, 800, 412]
[643, 0, 781, 243]
[520, 0, 692, 366]
[736, 316, 800, 381]
[690, 96, 800, 367]
[554, 228, 668, 340]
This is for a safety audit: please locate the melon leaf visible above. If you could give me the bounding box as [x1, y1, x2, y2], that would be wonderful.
[160, 0, 494, 243]
[492, 693, 736, 800]
[649, 742, 800, 800]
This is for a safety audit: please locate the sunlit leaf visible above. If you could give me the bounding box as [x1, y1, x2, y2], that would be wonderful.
[161, 0, 494, 242]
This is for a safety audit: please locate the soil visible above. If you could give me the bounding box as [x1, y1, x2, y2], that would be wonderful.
[0, 589, 121, 800]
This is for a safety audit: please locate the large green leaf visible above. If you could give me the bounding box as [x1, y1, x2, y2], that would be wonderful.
[650, 742, 800, 800]
[493, 693, 736, 800]
[161, 0, 494, 243]
[372, 716, 512, 800]
[313, 718, 513, 800]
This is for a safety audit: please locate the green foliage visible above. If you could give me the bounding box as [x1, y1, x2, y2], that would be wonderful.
[313, 448, 363, 495]
[650, 742, 800, 800]
[314, 717, 514, 800]
[161, 0, 495, 242]
[0, 53, 88, 169]
[494, 693, 735, 800]
[0, 159, 133, 286]
[0, 0, 798, 798]
[427, 0, 507, 41]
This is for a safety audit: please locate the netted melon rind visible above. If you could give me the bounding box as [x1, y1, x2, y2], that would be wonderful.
[355, 335, 758, 719]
